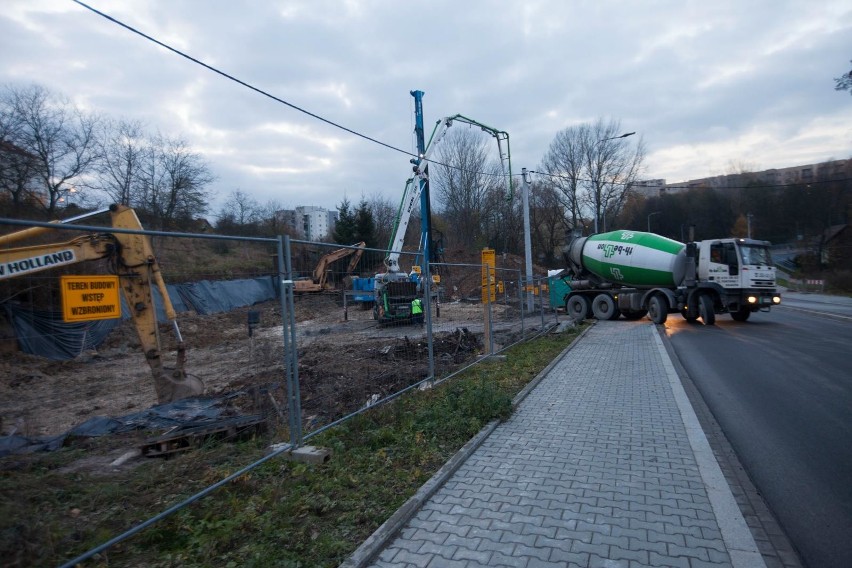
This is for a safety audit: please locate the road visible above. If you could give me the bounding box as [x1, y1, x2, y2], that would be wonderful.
[663, 305, 852, 568]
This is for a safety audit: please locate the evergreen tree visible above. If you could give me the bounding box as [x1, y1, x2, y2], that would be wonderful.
[353, 198, 377, 247]
[332, 198, 355, 243]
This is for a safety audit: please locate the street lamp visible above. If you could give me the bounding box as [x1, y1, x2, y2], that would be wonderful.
[647, 211, 661, 233]
[599, 131, 636, 143]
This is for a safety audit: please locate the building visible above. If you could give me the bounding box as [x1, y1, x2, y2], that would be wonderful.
[652, 158, 850, 195]
[275, 206, 338, 241]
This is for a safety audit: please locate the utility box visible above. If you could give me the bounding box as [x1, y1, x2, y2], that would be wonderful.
[350, 277, 375, 303]
[548, 273, 571, 310]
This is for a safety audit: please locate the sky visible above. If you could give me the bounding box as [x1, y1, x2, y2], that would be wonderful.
[2, 0, 851, 217]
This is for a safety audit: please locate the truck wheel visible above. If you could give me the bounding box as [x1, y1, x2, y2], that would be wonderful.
[731, 308, 751, 322]
[592, 294, 619, 320]
[648, 295, 668, 324]
[699, 294, 716, 325]
[681, 296, 699, 322]
[566, 295, 590, 322]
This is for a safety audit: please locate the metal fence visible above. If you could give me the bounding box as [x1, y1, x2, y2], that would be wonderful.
[0, 213, 563, 564]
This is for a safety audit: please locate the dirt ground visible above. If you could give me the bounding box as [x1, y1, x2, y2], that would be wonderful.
[0, 293, 527, 442]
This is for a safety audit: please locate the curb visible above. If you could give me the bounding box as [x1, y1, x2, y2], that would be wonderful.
[651, 324, 766, 568]
[339, 323, 593, 568]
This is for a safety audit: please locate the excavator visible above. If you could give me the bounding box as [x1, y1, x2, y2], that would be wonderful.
[0, 204, 204, 403]
[293, 241, 366, 293]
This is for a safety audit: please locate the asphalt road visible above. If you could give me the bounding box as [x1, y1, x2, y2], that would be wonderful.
[663, 306, 852, 568]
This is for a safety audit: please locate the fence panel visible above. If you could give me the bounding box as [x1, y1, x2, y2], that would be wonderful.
[1, 212, 569, 565]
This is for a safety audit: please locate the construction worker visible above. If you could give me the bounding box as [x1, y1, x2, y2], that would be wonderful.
[411, 297, 424, 325]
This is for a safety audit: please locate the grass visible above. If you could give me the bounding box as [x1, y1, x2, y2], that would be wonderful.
[0, 327, 582, 567]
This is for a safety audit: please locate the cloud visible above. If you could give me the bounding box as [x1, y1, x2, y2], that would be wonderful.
[2, 0, 850, 215]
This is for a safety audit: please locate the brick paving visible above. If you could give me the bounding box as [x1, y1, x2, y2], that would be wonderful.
[365, 321, 764, 568]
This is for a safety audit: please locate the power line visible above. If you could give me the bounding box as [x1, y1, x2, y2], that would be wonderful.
[71, 0, 414, 158]
[71, 1, 521, 186]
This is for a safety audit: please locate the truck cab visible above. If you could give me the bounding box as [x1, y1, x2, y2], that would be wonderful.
[692, 238, 781, 320]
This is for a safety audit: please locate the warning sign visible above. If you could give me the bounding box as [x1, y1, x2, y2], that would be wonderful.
[61, 275, 121, 322]
[481, 248, 496, 303]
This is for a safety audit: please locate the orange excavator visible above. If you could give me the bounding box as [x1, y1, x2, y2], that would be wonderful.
[293, 241, 366, 293]
[0, 204, 204, 403]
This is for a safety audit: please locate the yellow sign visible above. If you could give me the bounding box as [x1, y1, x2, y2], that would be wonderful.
[432, 274, 441, 284]
[481, 248, 496, 303]
[410, 265, 421, 274]
[61, 275, 121, 322]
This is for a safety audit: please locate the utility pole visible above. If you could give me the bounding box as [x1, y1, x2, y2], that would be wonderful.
[522, 168, 534, 313]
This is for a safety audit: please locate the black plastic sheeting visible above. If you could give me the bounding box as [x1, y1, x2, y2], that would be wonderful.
[1, 276, 277, 360]
[0, 397, 236, 457]
[176, 277, 277, 315]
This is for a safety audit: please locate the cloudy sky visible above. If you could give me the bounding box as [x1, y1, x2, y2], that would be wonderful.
[2, 0, 851, 216]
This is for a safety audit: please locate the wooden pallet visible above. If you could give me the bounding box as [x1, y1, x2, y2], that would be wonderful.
[140, 415, 266, 458]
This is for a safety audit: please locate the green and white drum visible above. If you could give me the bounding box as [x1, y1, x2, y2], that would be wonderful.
[580, 230, 686, 288]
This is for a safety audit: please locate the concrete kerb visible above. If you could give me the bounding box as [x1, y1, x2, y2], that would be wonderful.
[651, 324, 767, 568]
[339, 322, 594, 568]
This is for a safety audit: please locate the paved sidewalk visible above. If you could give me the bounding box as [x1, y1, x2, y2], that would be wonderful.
[358, 321, 764, 568]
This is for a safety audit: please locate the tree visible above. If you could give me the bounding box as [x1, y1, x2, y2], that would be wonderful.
[352, 197, 377, 248]
[1, 84, 101, 214]
[95, 119, 146, 206]
[366, 192, 396, 251]
[541, 118, 645, 234]
[216, 189, 261, 235]
[835, 60, 852, 95]
[529, 180, 568, 265]
[540, 124, 588, 229]
[0, 105, 41, 215]
[432, 129, 501, 249]
[584, 119, 645, 233]
[332, 197, 356, 243]
[136, 133, 213, 227]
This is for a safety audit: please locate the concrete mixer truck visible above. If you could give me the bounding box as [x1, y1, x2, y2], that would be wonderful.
[560, 230, 781, 325]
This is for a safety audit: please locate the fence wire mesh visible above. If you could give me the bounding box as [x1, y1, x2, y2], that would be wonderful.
[1, 213, 568, 565]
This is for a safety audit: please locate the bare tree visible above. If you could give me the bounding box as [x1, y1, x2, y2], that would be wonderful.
[835, 60, 852, 95]
[584, 119, 645, 233]
[540, 123, 590, 229]
[257, 198, 291, 236]
[541, 119, 645, 234]
[529, 180, 568, 265]
[366, 191, 397, 250]
[2, 84, 101, 214]
[0, 103, 41, 214]
[137, 133, 214, 227]
[95, 118, 146, 206]
[219, 188, 260, 226]
[432, 129, 501, 249]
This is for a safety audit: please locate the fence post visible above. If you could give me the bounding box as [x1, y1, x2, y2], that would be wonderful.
[539, 277, 545, 328]
[422, 252, 435, 380]
[517, 269, 525, 338]
[486, 264, 494, 354]
[279, 235, 302, 447]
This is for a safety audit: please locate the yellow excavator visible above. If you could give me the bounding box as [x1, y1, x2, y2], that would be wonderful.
[0, 204, 204, 403]
[293, 241, 366, 293]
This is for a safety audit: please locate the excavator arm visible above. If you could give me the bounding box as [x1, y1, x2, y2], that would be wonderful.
[0, 204, 203, 403]
[294, 241, 366, 292]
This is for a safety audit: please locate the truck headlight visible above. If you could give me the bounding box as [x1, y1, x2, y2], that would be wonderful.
[772, 296, 781, 304]
[747, 296, 757, 304]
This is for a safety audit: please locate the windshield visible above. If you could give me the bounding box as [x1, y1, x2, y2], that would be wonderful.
[739, 244, 773, 266]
